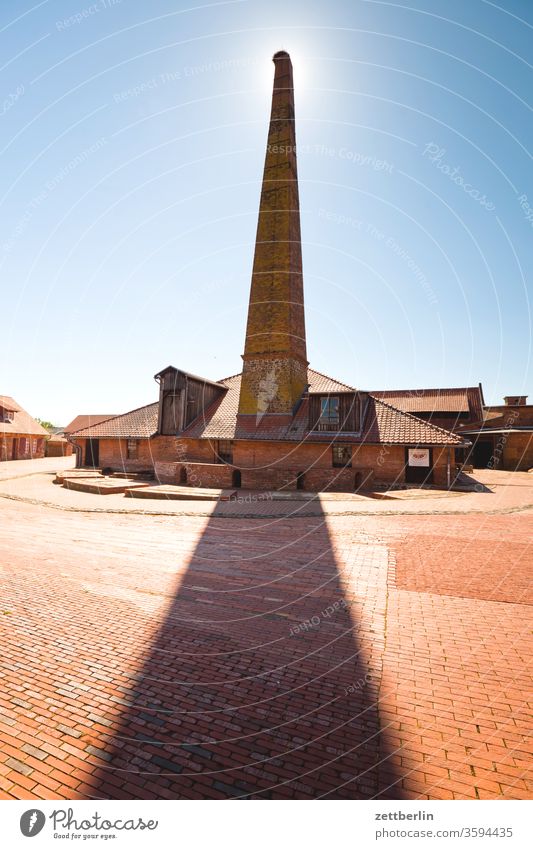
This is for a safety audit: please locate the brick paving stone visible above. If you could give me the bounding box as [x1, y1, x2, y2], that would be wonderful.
[0, 479, 531, 799]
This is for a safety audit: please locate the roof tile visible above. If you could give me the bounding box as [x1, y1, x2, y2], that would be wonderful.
[64, 414, 118, 434]
[70, 404, 158, 438]
[71, 371, 464, 446]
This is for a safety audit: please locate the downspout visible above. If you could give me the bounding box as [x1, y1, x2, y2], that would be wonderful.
[65, 434, 82, 468]
[154, 373, 162, 435]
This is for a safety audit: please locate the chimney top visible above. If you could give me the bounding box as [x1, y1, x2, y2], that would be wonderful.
[504, 395, 527, 406]
[273, 50, 290, 61]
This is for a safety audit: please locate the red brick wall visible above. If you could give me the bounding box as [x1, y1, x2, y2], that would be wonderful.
[0, 435, 46, 461]
[98, 439, 154, 472]
[45, 440, 73, 457]
[72, 435, 454, 490]
[502, 432, 533, 471]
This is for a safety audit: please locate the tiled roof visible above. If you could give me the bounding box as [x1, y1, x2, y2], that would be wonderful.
[366, 396, 463, 445]
[70, 403, 158, 438]
[0, 396, 20, 412]
[64, 414, 119, 434]
[182, 370, 463, 445]
[0, 396, 49, 437]
[372, 387, 483, 418]
[69, 371, 464, 446]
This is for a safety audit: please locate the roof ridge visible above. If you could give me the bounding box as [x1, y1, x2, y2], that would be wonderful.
[369, 394, 463, 443]
[373, 386, 478, 394]
[307, 367, 356, 391]
[218, 371, 243, 384]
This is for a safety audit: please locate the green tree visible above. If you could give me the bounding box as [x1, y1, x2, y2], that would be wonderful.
[36, 419, 57, 432]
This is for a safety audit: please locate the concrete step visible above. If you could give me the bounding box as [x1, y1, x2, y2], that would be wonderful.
[111, 471, 155, 480]
[54, 470, 103, 484]
[63, 478, 148, 495]
[125, 485, 234, 501]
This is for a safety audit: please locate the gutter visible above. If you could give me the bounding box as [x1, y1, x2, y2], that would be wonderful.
[65, 432, 82, 468]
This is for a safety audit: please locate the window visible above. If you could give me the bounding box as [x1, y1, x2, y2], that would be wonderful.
[215, 439, 233, 464]
[0, 407, 14, 424]
[318, 396, 340, 430]
[332, 444, 352, 468]
[127, 439, 139, 459]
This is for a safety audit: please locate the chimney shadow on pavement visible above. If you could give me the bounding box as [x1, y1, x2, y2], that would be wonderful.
[80, 499, 404, 800]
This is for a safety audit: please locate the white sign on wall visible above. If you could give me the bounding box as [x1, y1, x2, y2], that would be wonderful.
[408, 448, 430, 467]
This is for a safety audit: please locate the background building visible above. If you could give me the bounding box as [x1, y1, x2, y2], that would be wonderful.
[0, 396, 48, 461]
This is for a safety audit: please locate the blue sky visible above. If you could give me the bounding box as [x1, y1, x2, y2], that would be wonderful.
[1, 0, 531, 423]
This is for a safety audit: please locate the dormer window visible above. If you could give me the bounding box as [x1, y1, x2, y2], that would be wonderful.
[0, 407, 14, 424]
[318, 396, 339, 431]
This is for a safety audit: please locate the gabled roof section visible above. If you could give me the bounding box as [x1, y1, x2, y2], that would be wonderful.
[181, 371, 464, 445]
[0, 396, 20, 413]
[154, 365, 226, 390]
[70, 403, 158, 439]
[0, 396, 49, 436]
[366, 396, 464, 445]
[64, 414, 118, 434]
[372, 386, 483, 418]
[307, 369, 356, 394]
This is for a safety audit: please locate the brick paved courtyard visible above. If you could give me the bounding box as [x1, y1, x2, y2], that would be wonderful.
[0, 471, 531, 800]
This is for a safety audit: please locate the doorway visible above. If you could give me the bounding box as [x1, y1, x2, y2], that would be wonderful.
[405, 447, 434, 484]
[232, 469, 241, 488]
[11, 439, 17, 460]
[85, 439, 99, 467]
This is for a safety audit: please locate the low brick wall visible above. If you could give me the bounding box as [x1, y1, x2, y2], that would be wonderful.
[240, 468, 298, 491]
[154, 461, 234, 488]
[183, 463, 234, 489]
[154, 461, 181, 484]
[304, 467, 367, 492]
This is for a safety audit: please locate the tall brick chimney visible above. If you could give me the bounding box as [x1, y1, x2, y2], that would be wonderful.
[238, 50, 308, 419]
